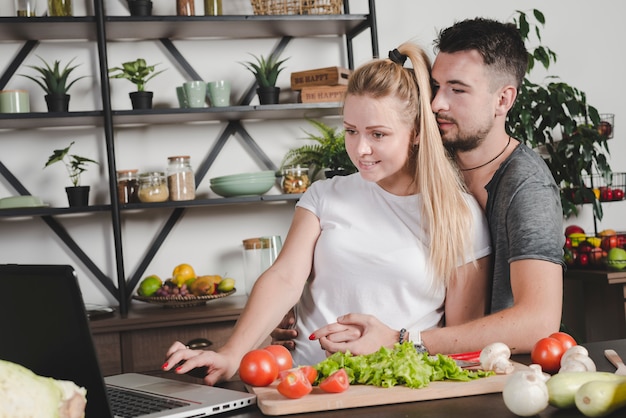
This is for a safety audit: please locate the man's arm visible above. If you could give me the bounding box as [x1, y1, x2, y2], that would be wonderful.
[421, 258, 563, 354]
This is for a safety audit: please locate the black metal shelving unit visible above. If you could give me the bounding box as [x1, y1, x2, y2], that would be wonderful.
[0, 0, 379, 315]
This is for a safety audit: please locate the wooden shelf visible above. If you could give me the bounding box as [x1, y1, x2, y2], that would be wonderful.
[564, 268, 626, 285]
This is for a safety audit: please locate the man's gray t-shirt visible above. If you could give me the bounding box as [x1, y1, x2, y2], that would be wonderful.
[485, 142, 565, 313]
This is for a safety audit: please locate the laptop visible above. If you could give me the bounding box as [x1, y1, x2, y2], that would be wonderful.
[0, 264, 256, 418]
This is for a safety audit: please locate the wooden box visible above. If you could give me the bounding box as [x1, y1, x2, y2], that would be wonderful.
[298, 85, 347, 103]
[290, 66, 351, 90]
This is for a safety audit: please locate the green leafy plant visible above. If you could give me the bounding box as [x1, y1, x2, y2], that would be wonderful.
[108, 58, 165, 92]
[45, 141, 98, 187]
[240, 53, 289, 88]
[281, 119, 356, 180]
[507, 9, 612, 219]
[20, 56, 86, 95]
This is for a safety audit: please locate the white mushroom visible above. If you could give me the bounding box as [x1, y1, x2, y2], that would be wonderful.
[480, 342, 515, 374]
[559, 346, 596, 373]
[502, 366, 550, 416]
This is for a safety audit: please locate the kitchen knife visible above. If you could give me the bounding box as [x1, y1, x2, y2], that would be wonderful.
[604, 349, 626, 375]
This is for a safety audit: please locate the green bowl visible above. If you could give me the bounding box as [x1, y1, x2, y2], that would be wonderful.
[210, 177, 275, 197]
[209, 171, 276, 184]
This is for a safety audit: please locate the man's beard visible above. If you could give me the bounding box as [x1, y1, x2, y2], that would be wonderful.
[438, 115, 492, 154]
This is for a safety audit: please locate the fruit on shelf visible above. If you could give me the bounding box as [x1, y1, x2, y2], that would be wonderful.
[568, 233, 587, 248]
[598, 120, 613, 137]
[606, 248, 626, 271]
[598, 229, 617, 237]
[138, 275, 162, 297]
[601, 235, 618, 252]
[600, 187, 614, 202]
[613, 188, 625, 201]
[565, 225, 585, 237]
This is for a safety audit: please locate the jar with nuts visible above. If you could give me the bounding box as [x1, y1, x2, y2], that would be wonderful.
[281, 165, 310, 194]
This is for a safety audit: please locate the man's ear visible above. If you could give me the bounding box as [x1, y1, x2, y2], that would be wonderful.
[413, 133, 420, 146]
[496, 85, 517, 116]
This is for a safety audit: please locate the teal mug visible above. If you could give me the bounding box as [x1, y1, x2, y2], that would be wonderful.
[183, 81, 207, 108]
[0, 90, 30, 113]
[207, 80, 231, 107]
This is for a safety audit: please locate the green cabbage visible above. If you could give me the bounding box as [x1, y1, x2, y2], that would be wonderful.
[314, 342, 493, 389]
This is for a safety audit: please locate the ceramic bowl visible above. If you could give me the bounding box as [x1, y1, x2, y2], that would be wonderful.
[209, 170, 276, 184]
[209, 177, 276, 197]
[0, 195, 47, 209]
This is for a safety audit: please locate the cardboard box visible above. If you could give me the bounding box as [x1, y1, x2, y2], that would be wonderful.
[299, 85, 347, 103]
[290, 66, 351, 90]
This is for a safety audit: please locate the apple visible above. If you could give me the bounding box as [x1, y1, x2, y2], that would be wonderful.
[598, 121, 613, 138]
[577, 252, 590, 267]
[589, 247, 605, 265]
[565, 225, 585, 236]
[564, 237, 572, 249]
[618, 235, 626, 248]
[600, 187, 613, 202]
[607, 247, 626, 262]
[613, 188, 625, 201]
[601, 235, 618, 252]
[577, 241, 593, 254]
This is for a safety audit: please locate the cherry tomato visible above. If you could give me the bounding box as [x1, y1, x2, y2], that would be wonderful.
[277, 369, 313, 399]
[319, 368, 350, 393]
[549, 332, 577, 351]
[239, 349, 279, 387]
[531, 337, 565, 374]
[264, 344, 293, 372]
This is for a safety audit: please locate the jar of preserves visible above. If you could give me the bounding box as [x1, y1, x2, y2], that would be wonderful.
[281, 165, 309, 194]
[117, 169, 139, 204]
[167, 155, 196, 201]
[138, 172, 169, 203]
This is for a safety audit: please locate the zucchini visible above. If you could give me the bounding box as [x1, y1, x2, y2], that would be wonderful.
[575, 379, 626, 417]
[546, 372, 626, 408]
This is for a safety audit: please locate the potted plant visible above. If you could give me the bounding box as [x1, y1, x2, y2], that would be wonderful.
[19, 56, 87, 112]
[240, 53, 289, 105]
[127, 0, 152, 16]
[508, 9, 613, 220]
[281, 119, 356, 180]
[45, 141, 98, 207]
[108, 58, 165, 109]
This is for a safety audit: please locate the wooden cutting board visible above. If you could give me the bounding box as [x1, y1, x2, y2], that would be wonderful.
[247, 362, 528, 415]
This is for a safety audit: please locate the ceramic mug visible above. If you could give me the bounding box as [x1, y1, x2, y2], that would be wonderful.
[207, 80, 231, 107]
[176, 86, 189, 108]
[183, 81, 207, 108]
[0, 90, 30, 113]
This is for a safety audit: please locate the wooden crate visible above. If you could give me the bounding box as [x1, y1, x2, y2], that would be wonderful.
[290, 66, 351, 90]
[298, 85, 347, 103]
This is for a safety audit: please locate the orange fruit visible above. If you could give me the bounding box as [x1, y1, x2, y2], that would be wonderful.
[172, 263, 196, 287]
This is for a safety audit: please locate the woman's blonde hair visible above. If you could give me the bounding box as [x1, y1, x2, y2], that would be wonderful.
[345, 42, 474, 286]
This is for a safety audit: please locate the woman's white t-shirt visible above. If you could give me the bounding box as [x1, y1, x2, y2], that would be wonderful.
[291, 173, 491, 366]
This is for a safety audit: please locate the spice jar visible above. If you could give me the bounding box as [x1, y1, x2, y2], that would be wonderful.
[138, 171, 169, 203]
[167, 155, 196, 201]
[281, 165, 310, 194]
[117, 169, 140, 204]
[176, 0, 194, 15]
[204, 0, 222, 15]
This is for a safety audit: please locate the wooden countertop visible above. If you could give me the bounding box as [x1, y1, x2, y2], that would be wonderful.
[565, 268, 626, 284]
[89, 295, 247, 334]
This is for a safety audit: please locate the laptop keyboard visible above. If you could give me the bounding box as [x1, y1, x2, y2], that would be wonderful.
[107, 386, 191, 418]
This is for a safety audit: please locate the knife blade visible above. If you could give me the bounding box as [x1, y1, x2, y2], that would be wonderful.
[604, 349, 626, 375]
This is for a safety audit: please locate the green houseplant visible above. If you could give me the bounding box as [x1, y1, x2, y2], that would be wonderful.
[282, 119, 356, 180]
[507, 9, 613, 220]
[240, 53, 289, 104]
[19, 56, 87, 112]
[108, 58, 165, 109]
[45, 141, 98, 207]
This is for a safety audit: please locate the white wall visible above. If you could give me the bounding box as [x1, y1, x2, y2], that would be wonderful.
[0, 0, 623, 305]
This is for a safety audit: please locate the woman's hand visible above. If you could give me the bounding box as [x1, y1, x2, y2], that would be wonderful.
[162, 341, 238, 386]
[311, 313, 398, 356]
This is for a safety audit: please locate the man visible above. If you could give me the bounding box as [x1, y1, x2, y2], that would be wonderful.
[272, 18, 565, 355]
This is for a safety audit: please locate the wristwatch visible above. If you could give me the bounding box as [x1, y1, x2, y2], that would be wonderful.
[412, 330, 429, 354]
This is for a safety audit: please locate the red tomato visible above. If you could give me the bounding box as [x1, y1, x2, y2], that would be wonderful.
[319, 368, 349, 393]
[531, 337, 566, 374]
[264, 344, 293, 372]
[239, 349, 279, 387]
[279, 365, 317, 385]
[549, 332, 577, 351]
[277, 369, 313, 399]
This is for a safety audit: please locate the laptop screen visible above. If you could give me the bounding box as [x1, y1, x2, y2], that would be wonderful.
[0, 264, 113, 418]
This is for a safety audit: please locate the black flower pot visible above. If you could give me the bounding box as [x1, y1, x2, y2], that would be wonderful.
[129, 91, 153, 109]
[128, 0, 152, 16]
[65, 186, 90, 207]
[256, 86, 280, 105]
[45, 93, 70, 112]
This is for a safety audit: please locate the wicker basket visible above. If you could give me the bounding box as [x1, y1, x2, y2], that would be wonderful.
[250, 0, 342, 15]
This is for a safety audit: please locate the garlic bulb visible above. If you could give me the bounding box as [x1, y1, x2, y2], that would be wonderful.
[502, 366, 549, 416]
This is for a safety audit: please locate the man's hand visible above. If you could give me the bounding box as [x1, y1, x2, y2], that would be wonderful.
[270, 307, 298, 350]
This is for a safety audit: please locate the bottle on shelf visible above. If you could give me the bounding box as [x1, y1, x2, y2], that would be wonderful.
[167, 156, 196, 201]
[117, 169, 140, 204]
[138, 172, 169, 203]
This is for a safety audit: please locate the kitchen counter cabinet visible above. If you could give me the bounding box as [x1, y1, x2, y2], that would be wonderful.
[563, 268, 626, 343]
[89, 295, 262, 377]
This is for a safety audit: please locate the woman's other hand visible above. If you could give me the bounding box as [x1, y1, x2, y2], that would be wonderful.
[162, 341, 237, 386]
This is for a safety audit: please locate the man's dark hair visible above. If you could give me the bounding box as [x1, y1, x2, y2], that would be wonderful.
[434, 18, 528, 89]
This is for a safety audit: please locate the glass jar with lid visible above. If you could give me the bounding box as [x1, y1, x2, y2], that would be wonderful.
[117, 169, 140, 204]
[167, 155, 196, 201]
[138, 172, 169, 203]
[281, 165, 310, 194]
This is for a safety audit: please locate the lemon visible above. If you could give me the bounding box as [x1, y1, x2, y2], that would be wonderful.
[172, 263, 196, 287]
[217, 277, 235, 293]
[138, 275, 162, 296]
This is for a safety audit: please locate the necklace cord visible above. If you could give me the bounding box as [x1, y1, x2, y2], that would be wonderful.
[460, 136, 512, 172]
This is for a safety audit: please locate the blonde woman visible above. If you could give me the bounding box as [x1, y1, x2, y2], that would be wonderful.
[163, 42, 491, 385]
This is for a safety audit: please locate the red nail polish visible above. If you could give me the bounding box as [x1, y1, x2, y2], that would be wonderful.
[161, 362, 168, 369]
[175, 366, 182, 372]
[308, 333, 315, 340]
